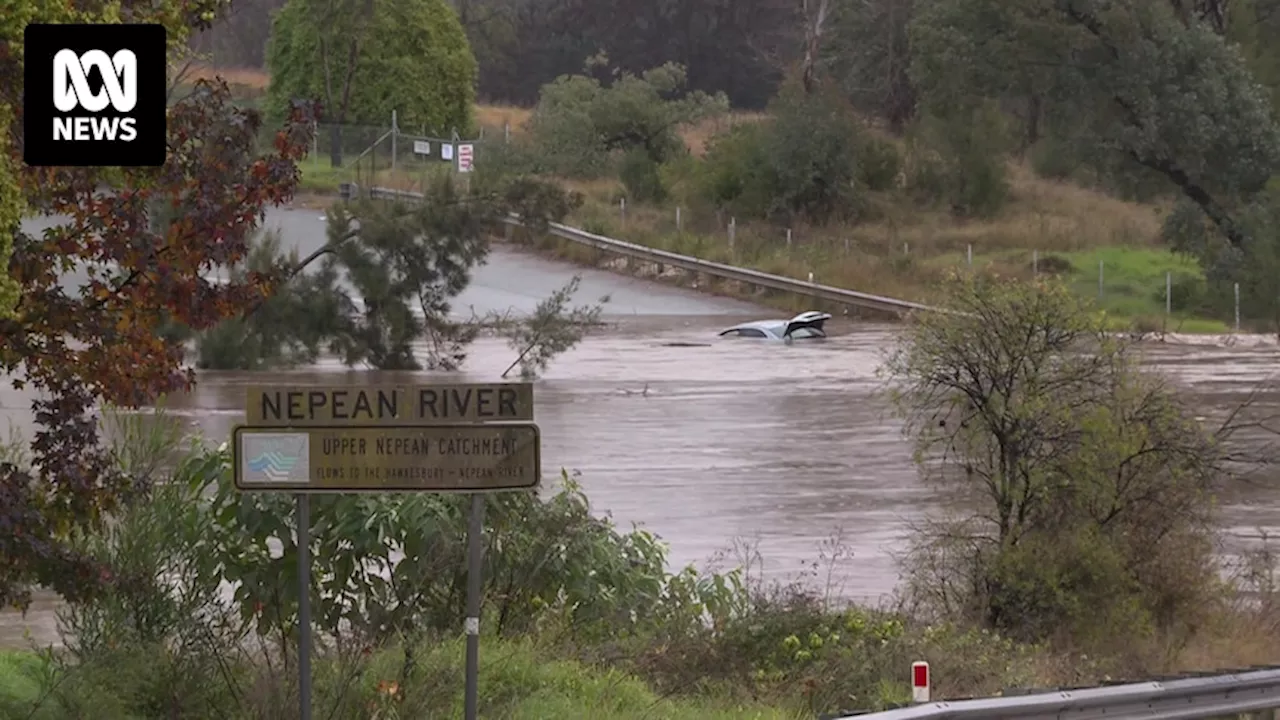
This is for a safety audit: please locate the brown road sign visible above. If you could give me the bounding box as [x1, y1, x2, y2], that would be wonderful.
[245, 384, 534, 426]
[232, 424, 541, 493]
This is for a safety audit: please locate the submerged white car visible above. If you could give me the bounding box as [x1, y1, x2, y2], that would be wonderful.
[718, 311, 832, 342]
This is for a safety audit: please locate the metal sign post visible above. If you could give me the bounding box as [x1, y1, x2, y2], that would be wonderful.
[296, 493, 312, 720]
[232, 383, 539, 720]
[464, 494, 485, 720]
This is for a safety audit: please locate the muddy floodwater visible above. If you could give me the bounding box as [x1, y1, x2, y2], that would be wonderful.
[3, 207, 1278, 649]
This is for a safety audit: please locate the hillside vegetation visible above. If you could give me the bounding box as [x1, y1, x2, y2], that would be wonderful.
[185, 64, 1220, 331]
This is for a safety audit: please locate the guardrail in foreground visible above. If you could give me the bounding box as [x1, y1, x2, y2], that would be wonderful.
[364, 185, 938, 317]
[836, 663, 1280, 720]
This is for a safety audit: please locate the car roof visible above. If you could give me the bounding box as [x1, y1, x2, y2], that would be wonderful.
[721, 320, 787, 335]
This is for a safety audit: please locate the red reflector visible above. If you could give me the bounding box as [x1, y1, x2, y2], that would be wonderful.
[913, 663, 929, 687]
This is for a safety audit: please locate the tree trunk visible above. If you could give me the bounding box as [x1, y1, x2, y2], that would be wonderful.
[329, 123, 343, 168]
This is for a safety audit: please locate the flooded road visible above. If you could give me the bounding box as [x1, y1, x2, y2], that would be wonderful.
[5, 208, 1278, 649]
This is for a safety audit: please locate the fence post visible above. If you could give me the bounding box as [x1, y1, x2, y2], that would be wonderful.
[620, 197, 626, 224]
[786, 228, 792, 250]
[728, 217, 736, 250]
[912, 662, 930, 704]
[903, 242, 909, 255]
[390, 110, 397, 172]
[504, 121, 511, 144]
[807, 271, 814, 284]
[1098, 260, 1104, 300]
[844, 236, 850, 254]
[1166, 271, 1172, 316]
[967, 244, 973, 268]
[676, 206, 682, 233]
[1032, 249, 1039, 276]
[1235, 282, 1241, 332]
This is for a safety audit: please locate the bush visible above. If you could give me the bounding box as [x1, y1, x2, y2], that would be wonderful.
[1153, 271, 1208, 313]
[620, 149, 667, 202]
[905, 105, 1010, 218]
[885, 276, 1230, 661]
[525, 63, 727, 179]
[857, 136, 902, 192]
[694, 82, 867, 224]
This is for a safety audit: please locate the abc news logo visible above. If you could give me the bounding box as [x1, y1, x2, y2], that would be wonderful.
[23, 23, 167, 167]
[53, 49, 140, 142]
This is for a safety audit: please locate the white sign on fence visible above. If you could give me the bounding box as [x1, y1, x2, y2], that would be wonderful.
[441, 144, 454, 161]
[412, 140, 430, 155]
[457, 144, 474, 173]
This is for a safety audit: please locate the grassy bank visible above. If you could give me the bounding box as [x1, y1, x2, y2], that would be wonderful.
[0, 642, 800, 720]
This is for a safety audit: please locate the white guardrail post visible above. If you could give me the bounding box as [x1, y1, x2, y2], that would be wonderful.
[911, 662, 930, 704]
[365, 186, 941, 317]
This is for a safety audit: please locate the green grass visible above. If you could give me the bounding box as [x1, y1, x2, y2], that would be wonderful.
[924, 246, 1231, 333]
[0, 639, 802, 720]
[0, 650, 47, 713]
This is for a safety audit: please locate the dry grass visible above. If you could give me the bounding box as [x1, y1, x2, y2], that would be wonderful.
[184, 64, 270, 90]
[680, 111, 767, 156]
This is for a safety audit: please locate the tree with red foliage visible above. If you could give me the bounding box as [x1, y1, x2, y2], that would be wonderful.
[0, 73, 317, 609]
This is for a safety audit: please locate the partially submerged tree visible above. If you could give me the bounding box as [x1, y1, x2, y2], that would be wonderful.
[195, 230, 340, 370]
[266, 0, 477, 165]
[499, 275, 608, 381]
[883, 275, 1258, 655]
[199, 167, 605, 374]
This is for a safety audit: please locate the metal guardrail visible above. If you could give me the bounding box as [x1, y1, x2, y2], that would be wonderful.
[364, 186, 938, 316]
[836, 667, 1280, 720]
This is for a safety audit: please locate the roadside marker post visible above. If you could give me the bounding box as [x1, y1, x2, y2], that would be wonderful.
[233, 383, 539, 720]
[912, 661, 930, 703]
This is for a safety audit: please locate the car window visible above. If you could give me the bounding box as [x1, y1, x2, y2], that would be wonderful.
[789, 327, 823, 339]
[737, 328, 767, 338]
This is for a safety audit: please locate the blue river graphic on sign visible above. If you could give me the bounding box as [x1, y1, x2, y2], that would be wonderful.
[240, 433, 310, 484]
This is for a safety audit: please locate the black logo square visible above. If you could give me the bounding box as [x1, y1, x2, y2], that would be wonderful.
[23, 23, 167, 167]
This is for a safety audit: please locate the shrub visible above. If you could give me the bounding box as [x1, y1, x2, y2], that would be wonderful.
[525, 63, 727, 179]
[884, 276, 1231, 660]
[905, 105, 1010, 218]
[694, 82, 867, 224]
[620, 149, 667, 202]
[857, 136, 902, 192]
[1153, 271, 1208, 313]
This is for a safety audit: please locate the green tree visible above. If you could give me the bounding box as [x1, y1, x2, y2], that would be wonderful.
[909, 0, 1280, 247]
[266, 0, 477, 166]
[824, 0, 917, 131]
[884, 275, 1235, 652]
[694, 81, 893, 223]
[194, 231, 341, 369]
[525, 61, 728, 182]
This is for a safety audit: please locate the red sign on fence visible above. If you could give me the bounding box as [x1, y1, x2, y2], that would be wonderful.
[457, 144, 473, 173]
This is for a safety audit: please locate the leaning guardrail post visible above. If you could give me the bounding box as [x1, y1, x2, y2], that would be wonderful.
[912, 661, 930, 704]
